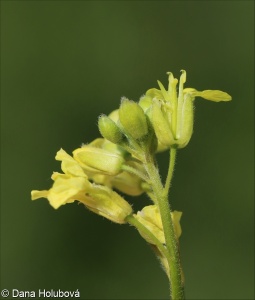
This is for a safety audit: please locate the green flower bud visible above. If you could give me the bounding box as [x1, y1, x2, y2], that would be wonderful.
[87, 138, 128, 158]
[98, 114, 124, 144]
[119, 98, 148, 140]
[108, 109, 120, 122]
[139, 95, 153, 111]
[73, 146, 125, 175]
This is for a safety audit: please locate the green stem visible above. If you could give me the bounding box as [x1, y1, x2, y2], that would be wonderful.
[164, 147, 177, 197]
[143, 148, 184, 300]
[121, 164, 150, 184]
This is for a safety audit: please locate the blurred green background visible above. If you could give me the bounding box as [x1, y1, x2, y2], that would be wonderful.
[1, 1, 254, 299]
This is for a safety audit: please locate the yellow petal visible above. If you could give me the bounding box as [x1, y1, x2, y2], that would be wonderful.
[55, 148, 87, 177]
[31, 190, 49, 200]
[145, 88, 163, 100]
[32, 174, 91, 209]
[134, 205, 165, 244]
[195, 90, 232, 102]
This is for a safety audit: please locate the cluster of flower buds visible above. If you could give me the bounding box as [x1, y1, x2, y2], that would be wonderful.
[98, 98, 157, 161]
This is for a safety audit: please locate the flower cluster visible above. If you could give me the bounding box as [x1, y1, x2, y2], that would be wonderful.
[31, 71, 231, 275]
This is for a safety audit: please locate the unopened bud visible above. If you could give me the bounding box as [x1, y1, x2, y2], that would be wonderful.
[86, 185, 133, 224]
[119, 98, 148, 140]
[73, 146, 125, 175]
[98, 114, 124, 144]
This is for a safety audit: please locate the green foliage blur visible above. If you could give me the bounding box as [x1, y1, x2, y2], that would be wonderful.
[1, 1, 254, 299]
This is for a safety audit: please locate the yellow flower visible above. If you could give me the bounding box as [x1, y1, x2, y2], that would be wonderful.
[140, 70, 232, 149]
[133, 205, 182, 279]
[133, 205, 182, 244]
[31, 148, 133, 223]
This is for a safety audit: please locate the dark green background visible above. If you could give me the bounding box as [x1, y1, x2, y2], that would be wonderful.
[1, 1, 254, 299]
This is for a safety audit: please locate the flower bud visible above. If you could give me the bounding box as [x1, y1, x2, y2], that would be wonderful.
[139, 95, 153, 111]
[85, 185, 133, 224]
[111, 160, 146, 196]
[98, 114, 124, 144]
[111, 171, 144, 196]
[108, 109, 120, 122]
[119, 98, 148, 140]
[73, 146, 125, 175]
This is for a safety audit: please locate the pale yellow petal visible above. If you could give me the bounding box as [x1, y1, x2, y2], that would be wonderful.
[55, 148, 87, 178]
[185, 89, 232, 102]
[47, 175, 90, 209]
[31, 190, 49, 200]
[134, 205, 165, 244]
[145, 88, 163, 100]
[134, 212, 165, 244]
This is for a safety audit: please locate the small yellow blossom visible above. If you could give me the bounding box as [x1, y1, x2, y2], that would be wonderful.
[140, 70, 232, 149]
[31, 148, 132, 223]
[133, 205, 182, 245]
[133, 205, 182, 279]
